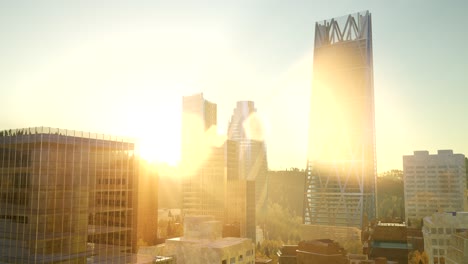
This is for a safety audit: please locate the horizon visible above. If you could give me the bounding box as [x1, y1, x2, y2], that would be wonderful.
[1, 1, 467, 173]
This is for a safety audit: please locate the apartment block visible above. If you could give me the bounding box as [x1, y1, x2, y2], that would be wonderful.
[423, 212, 468, 264]
[404, 150, 466, 223]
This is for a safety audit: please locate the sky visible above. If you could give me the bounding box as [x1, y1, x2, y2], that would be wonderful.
[1, 0, 467, 172]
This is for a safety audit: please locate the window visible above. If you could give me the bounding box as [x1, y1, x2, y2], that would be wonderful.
[239, 254, 243, 261]
[222, 260, 227, 264]
[230, 257, 235, 264]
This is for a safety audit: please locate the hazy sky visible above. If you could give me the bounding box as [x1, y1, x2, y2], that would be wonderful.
[1, 0, 467, 172]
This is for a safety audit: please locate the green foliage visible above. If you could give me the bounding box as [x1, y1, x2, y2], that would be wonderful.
[377, 170, 404, 220]
[267, 170, 305, 218]
[258, 202, 302, 243]
[339, 239, 362, 254]
[158, 218, 183, 239]
[255, 240, 283, 264]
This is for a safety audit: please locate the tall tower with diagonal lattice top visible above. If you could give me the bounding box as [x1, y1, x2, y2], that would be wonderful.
[303, 11, 376, 237]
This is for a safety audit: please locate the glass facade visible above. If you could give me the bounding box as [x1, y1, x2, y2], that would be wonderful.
[181, 94, 226, 222]
[304, 11, 376, 232]
[0, 127, 137, 263]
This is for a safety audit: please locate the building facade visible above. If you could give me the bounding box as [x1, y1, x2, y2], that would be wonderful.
[226, 101, 267, 242]
[304, 11, 377, 235]
[366, 222, 412, 264]
[0, 127, 137, 263]
[423, 212, 468, 264]
[164, 215, 254, 264]
[181, 93, 226, 222]
[446, 231, 468, 264]
[403, 150, 466, 223]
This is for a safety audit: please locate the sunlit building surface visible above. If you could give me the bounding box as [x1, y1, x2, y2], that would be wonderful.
[224, 139, 256, 241]
[137, 161, 158, 246]
[446, 230, 468, 264]
[226, 101, 267, 242]
[366, 222, 412, 264]
[304, 11, 377, 235]
[277, 245, 298, 264]
[403, 150, 466, 223]
[164, 215, 254, 264]
[423, 212, 468, 264]
[296, 239, 348, 264]
[181, 94, 225, 222]
[0, 127, 137, 263]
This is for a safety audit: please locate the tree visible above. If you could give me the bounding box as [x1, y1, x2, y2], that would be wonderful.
[409, 250, 429, 264]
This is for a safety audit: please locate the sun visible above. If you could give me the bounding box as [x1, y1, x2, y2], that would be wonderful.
[137, 134, 180, 165]
[131, 114, 181, 165]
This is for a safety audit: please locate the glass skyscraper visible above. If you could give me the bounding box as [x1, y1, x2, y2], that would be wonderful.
[304, 11, 377, 233]
[225, 101, 267, 242]
[0, 127, 137, 263]
[181, 94, 225, 222]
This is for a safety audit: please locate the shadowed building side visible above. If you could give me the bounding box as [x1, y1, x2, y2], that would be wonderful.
[0, 127, 138, 263]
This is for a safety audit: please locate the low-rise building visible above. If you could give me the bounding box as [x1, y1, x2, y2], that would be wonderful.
[423, 212, 468, 264]
[277, 245, 298, 264]
[164, 215, 254, 264]
[367, 222, 412, 264]
[446, 231, 468, 264]
[296, 239, 348, 264]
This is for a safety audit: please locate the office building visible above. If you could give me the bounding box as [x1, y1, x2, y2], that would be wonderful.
[181, 94, 225, 222]
[304, 11, 377, 237]
[446, 230, 468, 264]
[403, 150, 466, 223]
[0, 127, 137, 263]
[224, 139, 256, 241]
[423, 212, 468, 264]
[137, 161, 158, 246]
[226, 101, 267, 241]
[164, 215, 254, 264]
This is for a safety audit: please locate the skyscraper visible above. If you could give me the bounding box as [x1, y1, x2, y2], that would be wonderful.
[225, 101, 267, 241]
[0, 127, 138, 263]
[304, 11, 376, 235]
[227, 101, 268, 211]
[181, 93, 225, 222]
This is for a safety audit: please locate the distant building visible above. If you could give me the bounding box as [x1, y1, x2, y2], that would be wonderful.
[403, 150, 466, 223]
[296, 240, 348, 264]
[0, 127, 138, 263]
[137, 161, 159, 245]
[278, 240, 348, 264]
[365, 222, 412, 264]
[181, 94, 226, 222]
[226, 101, 267, 242]
[278, 245, 298, 264]
[164, 215, 254, 264]
[423, 211, 468, 264]
[304, 11, 376, 240]
[464, 189, 468, 211]
[446, 230, 468, 264]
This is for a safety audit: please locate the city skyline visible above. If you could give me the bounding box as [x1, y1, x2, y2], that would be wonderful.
[1, 1, 468, 172]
